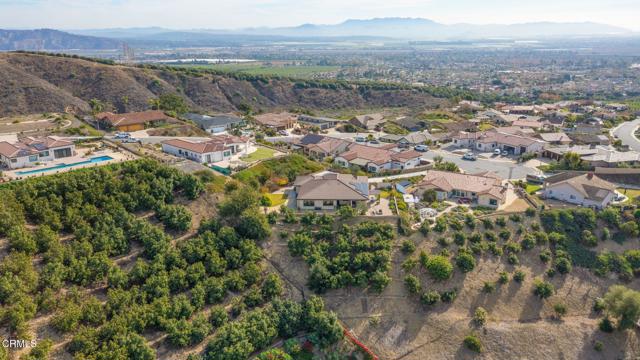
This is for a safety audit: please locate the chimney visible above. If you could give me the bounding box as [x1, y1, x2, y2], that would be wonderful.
[587, 172, 594, 180]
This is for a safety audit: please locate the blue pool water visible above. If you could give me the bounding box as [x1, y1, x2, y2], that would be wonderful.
[16, 155, 114, 176]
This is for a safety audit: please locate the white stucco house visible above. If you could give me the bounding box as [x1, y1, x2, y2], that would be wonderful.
[452, 129, 546, 155]
[413, 170, 507, 208]
[0, 136, 75, 170]
[542, 172, 617, 209]
[333, 144, 422, 173]
[161, 135, 248, 164]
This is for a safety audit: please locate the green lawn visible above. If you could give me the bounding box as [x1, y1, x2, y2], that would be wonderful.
[617, 188, 640, 204]
[478, 123, 495, 131]
[241, 147, 276, 162]
[526, 184, 542, 194]
[265, 193, 287, 207]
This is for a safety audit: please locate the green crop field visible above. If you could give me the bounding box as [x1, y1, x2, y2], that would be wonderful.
[169, 62, 340, 78]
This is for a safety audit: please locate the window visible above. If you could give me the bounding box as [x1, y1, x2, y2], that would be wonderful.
[223, 151, 231, 157]
[303, 200, 314, 207]
[10, 159, 17, 163]
[178, 149, 183, 154]
[39, 151, 49, 158]
[28, 155, 38, 162]
[53, 147, 72, 158]
[489, 199, 498, 206]
[322, 200, 334, 206]
[569, 195, 576, 200]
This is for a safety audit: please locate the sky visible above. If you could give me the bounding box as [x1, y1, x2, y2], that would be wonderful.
[0, 0, 639, 31]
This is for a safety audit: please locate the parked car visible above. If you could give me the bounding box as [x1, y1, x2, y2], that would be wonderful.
[493, 148, 502, 155]
[355, 136, 366, 142]
[501, 150, 509, 156]
[277, 130, 289, 136]
[121, 137, 139, 143]
[368, 140, 380, 145]
[114, 132, 130, 139]
[415, 145, 429, 152]
[462, 152, 477, 161]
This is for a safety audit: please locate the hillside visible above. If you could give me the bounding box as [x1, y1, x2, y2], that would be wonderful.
[0, 52, 447, 116]
[0, 29, 122, 50]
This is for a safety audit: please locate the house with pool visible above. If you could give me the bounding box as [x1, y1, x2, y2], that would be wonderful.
[0, 136, 75, 170]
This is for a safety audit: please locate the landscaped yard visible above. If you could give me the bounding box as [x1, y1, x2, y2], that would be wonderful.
[526, 184, 542, 194]
[478, 123, 495, 131]
[617, 187, 640, 204]
[265, 193, 288, 207]
[241, 147, 276, 162]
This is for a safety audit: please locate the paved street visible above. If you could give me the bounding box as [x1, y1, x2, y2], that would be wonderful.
[420, 150, 540, 180]
[612, 118, 640, 151]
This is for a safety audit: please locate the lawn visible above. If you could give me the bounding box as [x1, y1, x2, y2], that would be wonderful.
[241, 147, 276, 162]
[478, 123, 495, 131]
[617, 187, 640, 204]
[526, 184, 542, 194]
[265, 193, 287, 207]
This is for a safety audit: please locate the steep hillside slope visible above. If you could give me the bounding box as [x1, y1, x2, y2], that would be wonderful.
[0, 52, 447, 116]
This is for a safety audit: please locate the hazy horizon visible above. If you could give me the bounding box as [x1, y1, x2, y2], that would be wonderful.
[0, 0, 639, 32]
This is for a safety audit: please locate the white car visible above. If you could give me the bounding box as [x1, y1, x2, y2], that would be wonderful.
[114, 132, 130, 139]
[462, 152, 477, 161]
[415, 145, 429, 152]
[494, 148, 501, 155]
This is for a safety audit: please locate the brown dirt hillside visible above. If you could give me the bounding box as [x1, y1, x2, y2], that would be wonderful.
[0, 52, 447, 116]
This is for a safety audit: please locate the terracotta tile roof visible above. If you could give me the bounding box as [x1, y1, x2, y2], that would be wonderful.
[295, 172, 369, 201]
[162, 135, 246, 154]
[96, 110, 170, 127]
[254, 112, 297, 127]
[338, 143, 420, 166]
[418, 170, 506, 200]
[0, 136, 72, 158]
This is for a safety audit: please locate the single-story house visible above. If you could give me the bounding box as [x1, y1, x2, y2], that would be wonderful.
[295, 134, 350, 160]
[95, 110, 172, 132]
[0, 136, 75, 170]
[452, 129, 546, 155]
[414, 170, 507, 208]
[334, 144, 422, 173]
[542, 145, 640, 168]
[297, 115, 342, 130]
[161, 135, 247, 164]
[542, 172, 617, 209]
[537, 132, 572, 145]
[349, 113, 385, 130]
[185, 113, 244, 133]
[567, 133, 610, 146]
[254, 112, 297, 130]
[293, 172, 369, 211]
[380, 131, 438, 145]
[395, 117, 428, 132]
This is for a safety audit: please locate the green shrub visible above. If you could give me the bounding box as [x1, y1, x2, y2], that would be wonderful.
[533, 279, 555, 299]
[420, 290, 440, 306]
[455, 252, 476, 273]
[473, 307, 488, 326]
[463, 334, 483, 353]
[426, 255, 453, 281]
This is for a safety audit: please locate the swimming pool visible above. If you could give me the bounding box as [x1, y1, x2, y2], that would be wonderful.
[16, 155, 114, 176]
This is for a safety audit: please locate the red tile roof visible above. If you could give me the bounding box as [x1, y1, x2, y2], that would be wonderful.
[96, 110, 170, 127]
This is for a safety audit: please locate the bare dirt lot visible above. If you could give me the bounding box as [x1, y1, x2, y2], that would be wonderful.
[266, 216, 640, 360]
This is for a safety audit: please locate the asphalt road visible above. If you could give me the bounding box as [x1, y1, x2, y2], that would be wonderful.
[612, 118, 640, 152]
[420, 150, 540, 180]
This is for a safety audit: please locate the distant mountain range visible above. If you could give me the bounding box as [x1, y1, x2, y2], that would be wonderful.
[72, 17, 633, 41]
[0, 29, 122, 51]
[0, 18, 634, 51]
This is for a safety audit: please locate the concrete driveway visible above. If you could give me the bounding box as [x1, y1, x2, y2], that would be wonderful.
[612, 118, 640, 151]
[420, 149, 541, 180]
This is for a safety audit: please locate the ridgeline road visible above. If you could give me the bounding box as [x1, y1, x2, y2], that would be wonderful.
[612, 118, 640, 152]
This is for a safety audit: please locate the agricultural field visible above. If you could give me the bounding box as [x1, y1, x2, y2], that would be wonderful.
[169, 63, 341, 79]
[0, 160, 357, 360]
